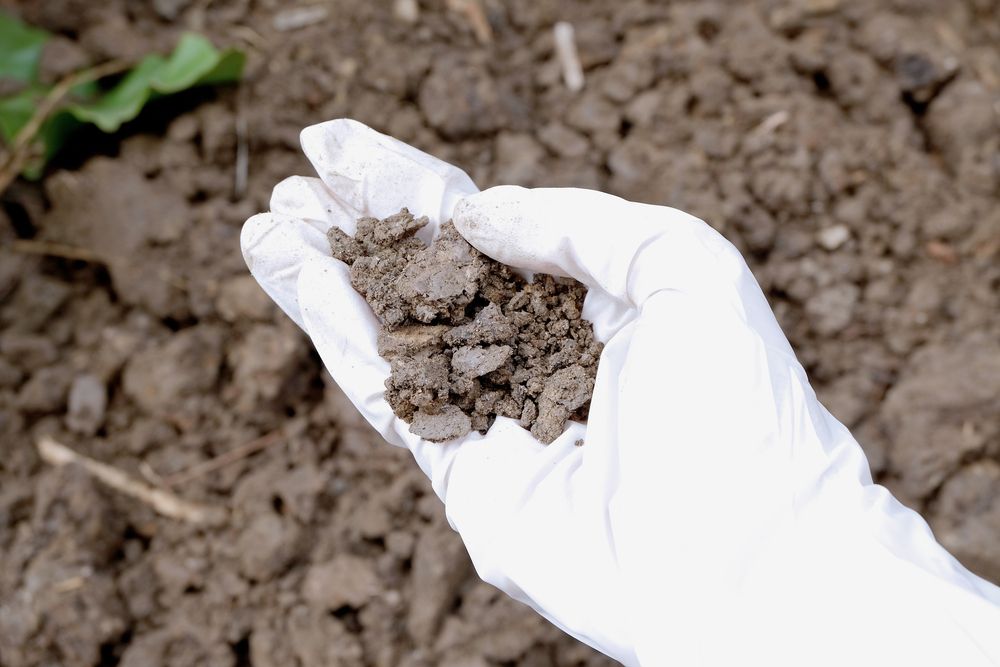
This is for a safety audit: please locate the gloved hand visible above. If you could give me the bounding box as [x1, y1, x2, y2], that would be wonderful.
[242, 119, 1000, 666]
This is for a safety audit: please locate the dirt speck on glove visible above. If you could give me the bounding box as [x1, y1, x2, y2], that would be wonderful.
[329, 208, 602, 443]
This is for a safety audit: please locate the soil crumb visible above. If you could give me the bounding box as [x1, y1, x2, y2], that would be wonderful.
[329, 209, 602, 443]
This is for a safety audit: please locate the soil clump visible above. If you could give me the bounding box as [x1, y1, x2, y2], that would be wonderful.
[329, 209, 602, 443]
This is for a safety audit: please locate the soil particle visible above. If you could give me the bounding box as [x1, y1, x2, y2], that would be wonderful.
[533, 365, 596, 445]
[804, 282, 860, 336]
[443, 303, 516, 346]
[410, 405, 474, 442]
[0, 333, 58, 371]
[152, 0, 192, 20]
[225, 323, 307, 413]
[38, 36, 92, 84]
[15, 365, 72, 414]
[419, 54, 507, 139]
[451, 344, 513, 377]
[880, 338, 1000, 501]
[44, 158, 191, 319]
[407, 522, 472, 643]
[302, 554, 381, 610]
[122, 325, 224, 419]
[330, 209, 602, 443]
[930, 460, 1000, 584]
[237, 511, 304, 581]
[215, 275, 276, 322]
[1, 274, 71, 334]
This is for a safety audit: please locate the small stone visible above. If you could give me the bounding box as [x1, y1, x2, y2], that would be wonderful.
[817, 224, 851, 250]
[66, 374, 107, 435]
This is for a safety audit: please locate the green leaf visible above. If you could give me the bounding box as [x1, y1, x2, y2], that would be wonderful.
[0, 29, 244, 181]
[66, 55, 165, 132]
[0, 86, 43, 141]
[196, 49, 246, 86]
[152, 33, 244, 91]
[0, 11, 51, 83]
[65, 32, 245, 133]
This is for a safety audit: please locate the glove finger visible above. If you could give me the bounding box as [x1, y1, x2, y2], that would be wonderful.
[241, 211, 331, 329]
[454, 185, 748, 308]
[246, 118, 481, 329]
[243, 175, 362, 328]
[440, 418, 637, 664]
[270, 175, 362, 233]
[300, 118, 478, 225]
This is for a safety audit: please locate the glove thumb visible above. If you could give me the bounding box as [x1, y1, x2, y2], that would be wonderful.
[454, 185, 742, 307]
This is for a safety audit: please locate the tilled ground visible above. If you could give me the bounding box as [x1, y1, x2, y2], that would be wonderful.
[1, 1, 998, 665]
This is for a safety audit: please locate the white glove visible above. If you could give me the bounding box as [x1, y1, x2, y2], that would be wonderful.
[242, 119, 1000, 666]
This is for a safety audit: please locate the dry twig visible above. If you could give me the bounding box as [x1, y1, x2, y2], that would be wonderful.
[10, 239, 104, 263]
[36, 436, 227, 526]
[272, 5, 329, 32]
[553, 22, 585, 92]
[447, 0, 493, 44]
[161, 429, 285, 487]
[234, 91, 249, 198]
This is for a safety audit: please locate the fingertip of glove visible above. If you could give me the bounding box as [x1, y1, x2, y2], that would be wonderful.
[240, 212, 273, 272]
[453, 185, 526, 243]
[299, 118, 357, 153]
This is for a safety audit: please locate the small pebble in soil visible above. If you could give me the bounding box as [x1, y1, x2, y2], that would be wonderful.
[328, 209, 602, 443]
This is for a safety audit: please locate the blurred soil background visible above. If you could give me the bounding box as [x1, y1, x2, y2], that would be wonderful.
[0, 0, 998, 665]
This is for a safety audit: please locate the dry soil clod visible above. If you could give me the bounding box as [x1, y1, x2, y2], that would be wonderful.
[329, 209, 602, 443]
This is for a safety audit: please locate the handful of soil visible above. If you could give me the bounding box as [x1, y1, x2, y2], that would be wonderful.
[328, 209, 602, 444]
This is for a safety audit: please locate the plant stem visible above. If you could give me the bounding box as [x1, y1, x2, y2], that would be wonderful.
[0, 59, 131, 195]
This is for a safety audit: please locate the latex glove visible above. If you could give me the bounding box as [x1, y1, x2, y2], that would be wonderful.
[242, 119, 1000, 666]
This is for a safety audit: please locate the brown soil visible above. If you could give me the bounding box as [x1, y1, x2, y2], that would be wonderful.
[330, 209, 601, 443]
[0, 1, 998, 666]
